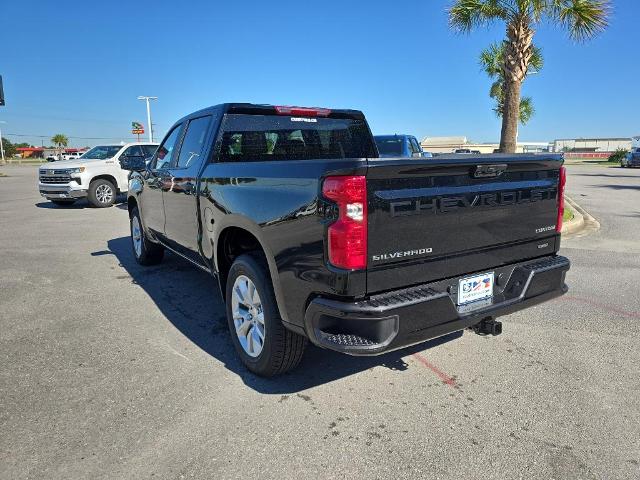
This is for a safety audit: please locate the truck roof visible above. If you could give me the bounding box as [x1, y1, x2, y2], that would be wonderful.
[181, 103, 367, 123]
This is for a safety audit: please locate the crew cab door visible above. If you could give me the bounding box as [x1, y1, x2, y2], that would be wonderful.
[142, 124, 184, 237]
[162, 115, 214, 264]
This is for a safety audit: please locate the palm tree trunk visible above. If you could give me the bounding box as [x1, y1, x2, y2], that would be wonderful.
[499, 16, 534, 153]
[499, 79, 521, 153]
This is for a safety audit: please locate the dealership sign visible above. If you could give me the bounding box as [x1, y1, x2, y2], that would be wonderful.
[131, 122, 144, 134]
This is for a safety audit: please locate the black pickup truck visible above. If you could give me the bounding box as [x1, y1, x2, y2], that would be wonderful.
[122, 103, 570, 377]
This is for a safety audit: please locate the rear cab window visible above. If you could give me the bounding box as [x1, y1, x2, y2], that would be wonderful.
[217, 112, 376, 162]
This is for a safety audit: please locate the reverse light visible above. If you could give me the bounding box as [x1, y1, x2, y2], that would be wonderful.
[556, 166, 567, 233]
[275, 105, 331, 117]
[322, 175, 367, 270]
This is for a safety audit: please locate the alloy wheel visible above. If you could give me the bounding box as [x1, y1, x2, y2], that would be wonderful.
[96, 184, 113, 204]
[131, 216, 142, 258]
[231, 275, 265, 357]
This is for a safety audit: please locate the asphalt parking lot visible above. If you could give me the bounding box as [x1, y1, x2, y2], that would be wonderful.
[1, 164, 639, 480]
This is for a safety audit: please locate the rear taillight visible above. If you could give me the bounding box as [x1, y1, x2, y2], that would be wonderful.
[556, 166, 567, 233]
[322, 175, 367, 270]
[275, 105, 331, 117]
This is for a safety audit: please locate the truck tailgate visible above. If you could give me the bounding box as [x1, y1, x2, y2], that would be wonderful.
[366, 155, 563, 293]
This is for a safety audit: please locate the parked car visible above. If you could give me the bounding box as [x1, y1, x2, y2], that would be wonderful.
[123, 103, 570, 377]
[621, 147, 640, 168]
[374, 134, 431, 158]
[62, 152, 84, 161]
[38, 143, 158, 207]
[46, 154, 60, 162]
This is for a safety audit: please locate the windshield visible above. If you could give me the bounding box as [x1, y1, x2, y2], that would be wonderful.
[81, 146, 123, 159]
[375, 137, 403, 156]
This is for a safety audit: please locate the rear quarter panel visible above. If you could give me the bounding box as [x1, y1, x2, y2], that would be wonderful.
[198, 159, 367, 326]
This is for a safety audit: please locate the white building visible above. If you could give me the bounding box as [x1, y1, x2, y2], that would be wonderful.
[421, 136, 550, 154]
[553, 137, 632, 153]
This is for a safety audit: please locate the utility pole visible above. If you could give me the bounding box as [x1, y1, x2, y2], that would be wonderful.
[0, 121, 6, 165]
[137, 96, 157, 143]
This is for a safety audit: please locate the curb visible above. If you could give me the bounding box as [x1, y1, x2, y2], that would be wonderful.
[562, 196, 600, 237]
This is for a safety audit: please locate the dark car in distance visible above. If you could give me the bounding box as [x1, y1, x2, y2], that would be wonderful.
[374, 134, 432, 158]
[121, 103, 570, 377]
[621, 147, 640, 167]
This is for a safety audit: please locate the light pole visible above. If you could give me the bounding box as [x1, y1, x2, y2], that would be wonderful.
[137, 96, 157, 143]
[0, 121, 6, 165]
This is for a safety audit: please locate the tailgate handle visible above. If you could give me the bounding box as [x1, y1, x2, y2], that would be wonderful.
[473, 164, 507, 178]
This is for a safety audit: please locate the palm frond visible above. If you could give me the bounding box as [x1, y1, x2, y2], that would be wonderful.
[479, 42, 504, 77]
[519, 96, 535, 124]
[448, 0, 507, 32]
[549, 0, 611, 41]
[528, 45, 544, 72]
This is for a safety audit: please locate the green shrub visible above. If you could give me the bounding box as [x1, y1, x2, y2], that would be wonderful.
[608, 148, 628, 163]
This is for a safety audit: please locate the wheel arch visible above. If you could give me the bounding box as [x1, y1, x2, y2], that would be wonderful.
[214, 222, 291, 325]
[90, 174, 119, 192]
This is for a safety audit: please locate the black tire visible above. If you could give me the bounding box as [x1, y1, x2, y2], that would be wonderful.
[87, 179, 116, 208]
[130, 206, 164, 266]
[225, 253, 306, 377]
[50, 199, 76, 206]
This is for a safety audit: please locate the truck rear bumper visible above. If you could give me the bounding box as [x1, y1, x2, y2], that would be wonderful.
[303, 255, 570, 355]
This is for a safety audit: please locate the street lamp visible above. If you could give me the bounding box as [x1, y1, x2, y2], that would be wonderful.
[0, 121, 6, 165]
[137, 96, 157, 143]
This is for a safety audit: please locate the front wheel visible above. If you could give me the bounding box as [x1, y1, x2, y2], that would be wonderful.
[88, 179, 116, 208]
[226, 254, 306, 376]
[130, 207, 164, 265]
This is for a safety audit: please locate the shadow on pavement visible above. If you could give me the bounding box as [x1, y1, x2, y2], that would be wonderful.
[591, 184, 640, 191]
[99, 236, 463, 394]
[36, 195, 127, 209]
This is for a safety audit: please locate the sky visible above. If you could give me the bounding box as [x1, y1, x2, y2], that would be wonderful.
[1, 0, 638, 147]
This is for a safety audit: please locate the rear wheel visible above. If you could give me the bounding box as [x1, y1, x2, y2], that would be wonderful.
[50, 199, 76, 206]
[226, 253, 306, 376]
[88, 179, 116, 208]
[130, 207, 164, 265]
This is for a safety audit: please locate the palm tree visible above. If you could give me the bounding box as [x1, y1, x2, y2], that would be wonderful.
[51, 134, 69, 160]
[480, 41, 543, 125]
[449, 0, 610, 152]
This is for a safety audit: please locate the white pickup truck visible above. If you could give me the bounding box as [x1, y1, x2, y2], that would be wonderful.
[38, 143, 158, 207]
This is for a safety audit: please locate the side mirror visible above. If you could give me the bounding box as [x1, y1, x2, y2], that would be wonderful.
[120, 155, 146, 172]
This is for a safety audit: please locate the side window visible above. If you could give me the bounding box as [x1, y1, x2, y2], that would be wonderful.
[409, 138, 421, 154]
[123, 145, 144, 157]
[152, 125, 182, 169]
[142, 145, 158, 158]
[175, 116, 211, 169]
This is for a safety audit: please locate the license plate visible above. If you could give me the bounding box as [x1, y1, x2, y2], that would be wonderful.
[457, 272, 494, 305]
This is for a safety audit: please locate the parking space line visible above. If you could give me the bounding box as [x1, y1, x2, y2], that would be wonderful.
[411, 353, 458, 388]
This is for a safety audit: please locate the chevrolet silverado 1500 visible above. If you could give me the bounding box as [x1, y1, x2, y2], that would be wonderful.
[39, 143, 158, 207]
[123, 103, 570, 376]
